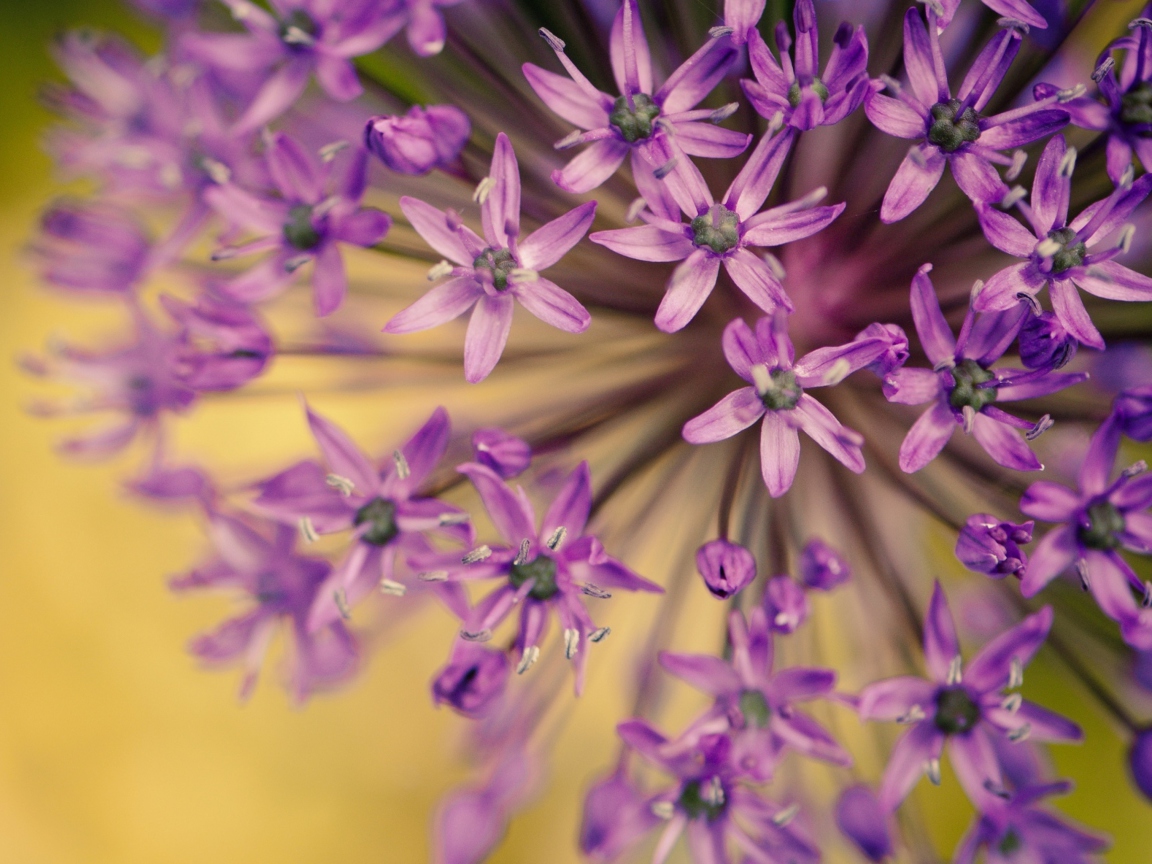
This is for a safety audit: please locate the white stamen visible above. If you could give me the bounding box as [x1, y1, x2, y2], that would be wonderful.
[897, 705, 926, 724]
[516, 645, 541, 674]
[702, 776, 725, 807]
[201, 158, 231, 185]
[878, 74, 902, 94]
[984, 779, 1011, 799]
[1058, 146, 1078, 179]
[1007, 723, 1032, 742]
[1016, 291, 1042, 315]
[582, 584, 612, 599]
[282, 25, 315, 45]
[625, 198, 648, 223]
[766, 110, 785, 135]
[510, 268, 539, 283]
[1118, 223, 1136, 255]
[1076, 558, 1091, 590]
[926, 758, 942, 785]
[997, 17, 1031, 34]
[546, 526, 567, 550]
[793, 186, 828, 209]
[1001, 692, 1023, 713]
[463, 545, 492, 564]
[653, 157, 678, 180]
[1120, 164, 1136, 191]
[427, 260, 454, 281]
[299, 517, 318, 544]
[1130, 18, 1152, 29]
[1123, 460, 1148, 478]
[772, 803, 801, 827]
[514, 539, 531, 566]
[970, 279, 985, 302]
[1093, 57, 1115, 83]
[538, 28, 565, 51]
[1009, 657, 1024, 689]
[589, 626, 611, 642]
[418, 570, 449, 582]
[651, 801, 675, 819]
[821, 357, 852, 386]
[460, 628, 493, 642]
[1035, 238, 1061, 258]
[709, 102, 740, 124]
[326, 474, 355, 495]
[333, 589, 351, 620]
[708, 25, 735, 38]
[284, 254, 312, 273]
[1005, 150, 1027, 182]
[750, 363, 773, 394]
[962, 405, 977, 434]
[439, 512, 471, 526]
[653, 117, 676, 136]
[1144, 582, 1152, 607]
[1057, 83, 1086, 102]
[393, 449, 410, 480]
[564, 627, 580, 659]
[1026, 415, 1053, 441]
[319, 140, 349, 162]
[473, 176, 495, 204]
[946, 655, 963, 686]
[159, 163, 183, 190]
[1000, 185, 1027, 209]
[379, 579, 407, 596]
[554, 130, 584, 150]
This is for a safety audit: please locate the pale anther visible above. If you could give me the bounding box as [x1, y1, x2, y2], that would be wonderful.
[516, 645, 540, 674]
[546, 526, 567, 550]
[946, 655, 963, 685]
[772, 803, 800, 827]
[326, 473, 355, 495]
[463, 545, 492, 564]
[589, 627, 611, 642]
[319, 140, 349, 162]
[299, 517, 318, 544]
[564, 628, 580, 659]
[427, 260, 453, 281]
[926, 758, 942, 785]
[379, 579, 407, 596]
[473, 176, 495, 204]
[514, 539, 531, 566]
[334, 589, 351, 620]
[418, 570, 449, 582]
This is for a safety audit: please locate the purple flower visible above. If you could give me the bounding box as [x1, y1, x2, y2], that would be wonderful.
[364, 104, 470, 175]
[35, 199, 151, 295]
[1130, 726, 1152, 800]
[612, 724, 820, 864]
[384, 133, 595, 382]
[181, 0, 403, 133]
[412, 460, 661, 693]
[865, 10, 1069, 222]
[723, 0, 765, 47]
[590, 129, 844, 331]
[798, 538, 851, 590]
[835, 785, 893, 862]
[854, 322, 910, 377]
[956, 514, 1034, 578]
[206, 133, 390, 317]
[161, 293, 273, 392]
[1019, 310, 1078, 370]
[252, 405, 472, 630]
[696, 538, 756, 599]
[580, 771, 661, 862]
[975, 135, 1152, 350]
[1018, 419, 1152, 648]
[522, 0, 746, 201]
[171, 510, 358, 703]
[660, 607, 850, 779]
[431, 640, 509, 718]
[763, 575, 809, 634]
[1055, 18, 1152, 183]
[1115, 384, 1152, 440]
[434, 748, 536, 864]
[471, 427, 531, 479]
[937, 0, 1049, 30]
[953, 780, 1108, 864]
[682, 314, 872, 497]
[858, 583, 1080, 812]
[741, 0, 869, 132]
[883, 264, 1086, 473]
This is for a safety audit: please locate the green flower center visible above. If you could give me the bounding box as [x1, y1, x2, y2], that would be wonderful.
[738, 689, 771, 728]
[1121, 81, 1152, 131]
[609, 93, 660, 143]
[997, 828, 1023, 856]
[354, 497, 399, 546]
[1044, 227, 1087, 274]
[759, 369, 803, 411]
[948, 359, 997, 412]
[677, 777, 727, 821]
[284, 204, 322, 250]
[934, 686, 981, 735]
[928, 99, 981, 153]
[690, 205, 741, 254]
[1078, 499, 1126, 550]
[787, 78, 830, 107]
[473, 247, 516, 291]
[509, 554, 559, 600]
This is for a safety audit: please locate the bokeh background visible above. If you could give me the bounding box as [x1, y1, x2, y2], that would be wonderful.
[0, 1, 1150, 862]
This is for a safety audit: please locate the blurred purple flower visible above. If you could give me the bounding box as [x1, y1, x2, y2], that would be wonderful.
[763, 575, 809, 634]
[364, 104, 470, 175]
[161, 293, 273, 391]
[471, 427, 531, 479]
[835, 785, 893, 862]
[35, 199, 151, 296]
[956, 514, 1034, 579]
[1019, 311, 1078, 371]
[696, 538, 756, 599]
[431, 640, 510, 718]
[798, 538, 850, 590]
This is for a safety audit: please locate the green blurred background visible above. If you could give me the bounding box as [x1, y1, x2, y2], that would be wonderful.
[0, 1, 1149, 862]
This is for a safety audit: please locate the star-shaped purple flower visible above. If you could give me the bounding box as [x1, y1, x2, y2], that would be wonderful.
[206, 133, 390, 317]
[252, 405, 472, 631]
[172, 509, 358, 704]
[1019, 416, 1152, 648]
[411, 459, 661, 693]
[865, 9, 1069, 222]
[975, 134, 1152, 350]
[384, 132, 596, 383]
[740, 0, 869, 132]
[883, 264, 1086, 473]
[522, 0, 747, 212]
[590, 129, 844, 331]
[858, 583, 1081, 812]
[682, 314, 882, 498]
[659, 608, 851, 783]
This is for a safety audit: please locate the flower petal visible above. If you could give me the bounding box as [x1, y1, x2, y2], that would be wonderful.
[682, 387, 765, 443]
[589, 225, 693, 262]
[463, 294, 515, 383]
[458, 462, 536, 545]
[552, 139, 630, 194]
[723, 247, 792, 314]
[384, 277, 481, 334]
[399, 197, 473, 266]
[305, 405, 378, 495]
[1019, 525, 1077, 597]
[760, 410, 801, 497]
[970, 412, 1041, 472]
[881, 144, 945, 223]
[518, 201, 597, 271]
[512, 277, 590, 333]
[899, 400, 955, 473]
[654, 250, 721, 332]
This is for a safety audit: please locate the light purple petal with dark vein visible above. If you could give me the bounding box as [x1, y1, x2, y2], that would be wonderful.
[878, 723, 941, 812]
[221, 252, 296, 303]
[312, 242, 347, 317]
[1050, 279, 1104, 349]
[457, 462, 536, 545]
[899, 401, 955, 473]
[881, 144, 946, 223]
[858, 676, 935, 720]
[760, 410, 801, 497]
[1084, 549, 1142, 623]
[725, 127, 794, 220]
[742, 203, 845, 247]
[589, 224, 693, 262]
[609, 0, 653, 97]
[655, 250, 721, 332]
[951, 150, 1007, 205]
[463, 293, 515, 383]
[518, 202, 597, 271]
[521, 63, 610, 130]
[723, 247, 792, 313]
[1074, 260, 1152, 301]
[399, 197, 473, 266]
[657, 36, 737, 115]
[673, 122, 752, 159]
[1019, 481, 1080, 522]
[481, 133, 520, 248]
[233, 58, 311, 134]
[683, 387, 765, 443]
[552, 138, 629, 194]
[793, 394, 865, 472]
[883, 367, 941, 405]
[924, 581, 960, 682]
[542, 461, 592, 541]
[975, 262, 1044, 312]
[266, 132, 325, 203]
[978, 110, 1069, 150]
[1019, 525, 1077, 597]
[965, 606, 1052, 693]
[658, 651, 742, 696]
[334, 208, 390, 246]
[864, 92, 924, 139]
[204, 184, 286, 234]
[774, 711, 852, 765]
[910, 264, 956, 367]
[772, 667, 836, 701]
[984, 0, 1047, 27]
[722, 317, 761, 381]
[977, 206, 1039, 257]
[949, 726, 1003, 809]
[392, 405, 452, 495]
[901, 8, 945, 109]
[305, 405, 379, 495]
[990, 700, 1082, 743]
[996, 370, 1087, 402]
[513, 277, 590, 333]
[1030, 135, 1068, 236]
[384, 276, 480, 334]
[971, 412, 1041, 471]
[964, 304, 1027, 365]
[685, 821, 726, 864]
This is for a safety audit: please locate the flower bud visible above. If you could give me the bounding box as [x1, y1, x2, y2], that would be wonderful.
[579, 773, 658, 861]
[696, 539, 756, 599]
[1129, 726, 1152, 801]
[364, 105, 471, 176]
[472, 427, 531, 478]
[854, 322, 909, 376]
[763, 576, 809, 633]
[799, 538, 850, 590]
[835, 785, 893, 861]
[955, 514, 1033, 578]
[1115, 385, 1152, 441]
[431, 641, 509, 718]
[1019, 311, 1077, 370]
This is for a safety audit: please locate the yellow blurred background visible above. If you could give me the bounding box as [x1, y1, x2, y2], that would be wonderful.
[0, 1, 1149, 862]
